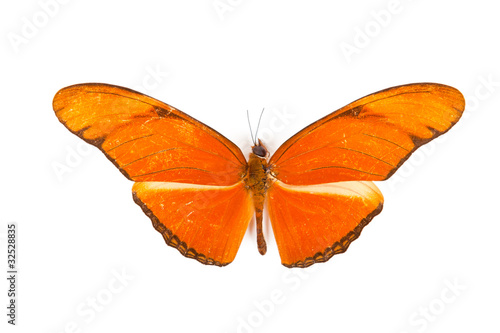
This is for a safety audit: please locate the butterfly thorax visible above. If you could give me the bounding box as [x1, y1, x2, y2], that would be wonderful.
[245, 140, 271, 255]
[246, 154, 269, 191]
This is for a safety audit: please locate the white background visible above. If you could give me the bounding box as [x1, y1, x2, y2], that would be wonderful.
[1, 1, 499, 332]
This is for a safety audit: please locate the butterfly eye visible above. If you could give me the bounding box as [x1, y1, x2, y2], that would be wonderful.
[252, 145, 267, 157]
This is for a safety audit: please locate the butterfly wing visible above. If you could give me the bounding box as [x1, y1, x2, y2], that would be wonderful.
[267, 83, 465, 266]
[267, 181, 383, 267]
[53, 83, 253, 265]
[133, 181, 253, 266]
[270, 83, 465, 185]
[53, 83, 247, 185]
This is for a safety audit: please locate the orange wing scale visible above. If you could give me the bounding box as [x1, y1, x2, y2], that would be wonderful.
[53, 83, 246, 186]
[270, 83, 465, 185]
[267, 180, 383, 267]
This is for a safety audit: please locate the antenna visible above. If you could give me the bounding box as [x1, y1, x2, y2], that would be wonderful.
[254, 108, 265, 144]
[247, 109, 256, 145]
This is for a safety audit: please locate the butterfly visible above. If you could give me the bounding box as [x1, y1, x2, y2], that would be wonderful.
[53, 83, 465, 267]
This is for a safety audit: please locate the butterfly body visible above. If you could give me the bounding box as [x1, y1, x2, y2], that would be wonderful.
[245, 140, 272, 255]
[53, 82, 465, 267]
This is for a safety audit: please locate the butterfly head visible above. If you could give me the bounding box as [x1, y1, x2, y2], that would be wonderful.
[252, 139, 269, 158]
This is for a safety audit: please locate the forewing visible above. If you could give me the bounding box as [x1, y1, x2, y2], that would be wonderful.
[267, 180, 383, 267]
[133, 181, 253, 266]
[270, 83, 465, 185]
[53, 83, 246, 185]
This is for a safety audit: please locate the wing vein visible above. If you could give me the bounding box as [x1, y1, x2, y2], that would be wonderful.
[107, 134, 155, 152]
[131, 166, 211, 178]
[304, 165, 384, 177]
[121, 148, 181, 167]
[361, 133, 410, 152]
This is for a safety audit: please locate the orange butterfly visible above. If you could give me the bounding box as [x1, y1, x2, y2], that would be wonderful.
[53, 83, 464, 267]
